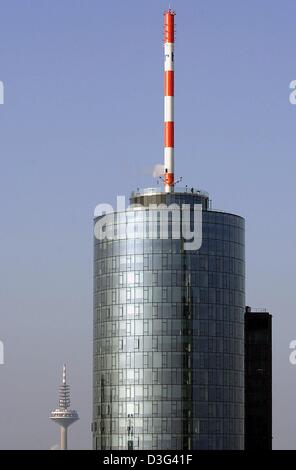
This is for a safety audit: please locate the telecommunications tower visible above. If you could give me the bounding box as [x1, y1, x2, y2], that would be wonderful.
[50, 365, 79, 450]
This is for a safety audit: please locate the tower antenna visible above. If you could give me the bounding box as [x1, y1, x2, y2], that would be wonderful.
[163, 9, 175, 193]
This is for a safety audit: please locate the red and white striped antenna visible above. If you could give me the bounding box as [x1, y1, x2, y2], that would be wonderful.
[163, 9, 175, 193]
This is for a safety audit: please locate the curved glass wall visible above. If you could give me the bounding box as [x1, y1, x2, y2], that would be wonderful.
[92, 190, 245, 450]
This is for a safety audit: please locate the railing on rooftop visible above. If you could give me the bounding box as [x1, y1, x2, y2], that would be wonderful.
[131, 187, 209, 199]
[246, 307, 268, 313]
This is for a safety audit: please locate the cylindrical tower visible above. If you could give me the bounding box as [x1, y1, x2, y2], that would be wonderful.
[92, 189, 245, 449]
[164, 10, 175, 193]
[92, 8, 245, 451]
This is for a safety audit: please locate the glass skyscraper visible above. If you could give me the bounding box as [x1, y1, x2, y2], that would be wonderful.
[92, 188, 245, 450]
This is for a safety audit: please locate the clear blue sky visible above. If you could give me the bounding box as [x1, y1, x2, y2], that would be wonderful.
[0, 0, 295, 449]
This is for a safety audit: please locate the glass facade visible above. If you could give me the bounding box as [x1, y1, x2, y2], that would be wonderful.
[92, 190, 245, 449]
[244, 308, 272, 450]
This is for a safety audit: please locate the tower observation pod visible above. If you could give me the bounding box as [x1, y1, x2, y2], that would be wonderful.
[50, 365, 79, 450]
[164, 9, 175, 193]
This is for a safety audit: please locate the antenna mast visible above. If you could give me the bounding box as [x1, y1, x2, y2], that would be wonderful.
[163, 9, 175, 193]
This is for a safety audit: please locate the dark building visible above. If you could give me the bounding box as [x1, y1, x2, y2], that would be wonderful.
[92, 188, 245, 450]
[244, 306, 272, 450]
